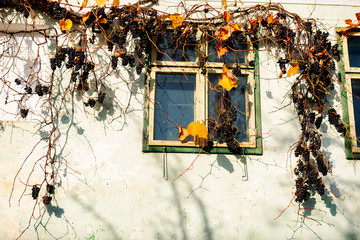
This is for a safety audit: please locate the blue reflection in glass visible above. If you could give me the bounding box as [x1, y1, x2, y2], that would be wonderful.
[208, 35, 246, 63]
[348, 37, 360, 68]
[352, 80, 360, 146]
[157, 32, 196, 62]
[208, 74, 247, 142]
[154, 73, 195, 141]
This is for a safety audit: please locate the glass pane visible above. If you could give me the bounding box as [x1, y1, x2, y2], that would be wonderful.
[156, 31, 196, 62]
[352, 80, 360, 146]
[208, 74, 248, 142]
[154, 73, 195, 141]
[208, 33, 247, 63]
[348, 37, 360, 68]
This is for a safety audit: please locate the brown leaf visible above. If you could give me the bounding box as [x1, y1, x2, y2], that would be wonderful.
[215, 42, 228, 58]
[215, 25, 233, 41]
[356, 12, 360, 21]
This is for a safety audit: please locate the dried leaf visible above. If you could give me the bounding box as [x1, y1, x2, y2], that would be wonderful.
[113, 0, 119, 7]
[178, 126, 189, 141]
[215, 25, 233, 41]
[356, 12, 360, 21]
[215, 42, 228, 58]
[224, 11, 231, 23]
[287, 62, 299, 77]
[169, 13, 184, 28]
[58, 18, 73, 31]
[96, 18, 107, 24]
[219, 67, 238, 91]
[80, 0, 87, 11]
[187, 121, 208, 139]
[81, 12, 91, 24]
[96, 0, 107, 8]
[178, 121, 208, 141]
[229, 23, 241, 31]
[345, 19, 353, 25]
[221, 0, 228, 10]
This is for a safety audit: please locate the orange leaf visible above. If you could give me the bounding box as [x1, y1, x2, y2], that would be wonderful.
[113, 0, 119, 7]
[178, 126, 189, 141]
[219, 67, 238, 91]
[287, 62, 299, 77]
[266, 13, 274, 25]
[96, 18, 107, 24]
[229, 23, 241, 32]
[187, 121, 208, 139]
[215, 42, 228, 58]
[215, 25, 233, 41]
[58, 18, 73, 31]
[96, 0, 108, 8]
[80, 0, 87, 11]
[356, 12, 360, 21]
[345, 19, 353, 25]
[169, 13, 184, 28]
[81, 12, 91, 24]
[224, 11, 231, 23]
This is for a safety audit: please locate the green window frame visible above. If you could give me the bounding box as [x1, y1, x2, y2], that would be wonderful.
[143, 31, 262, 154]
[339, 30, 360, 159]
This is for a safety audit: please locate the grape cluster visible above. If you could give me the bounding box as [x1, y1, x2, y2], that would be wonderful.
[97, 92, 105, 104]
[277, 58, 289, 74]
[20, 108, 28, 118]
[15, 78, 21, 85]
[111, 56, 118, 70]
[46, 184, 55, 194]
[295, 176, 310, 202]
[42, 196, 52, 205]
[304, 21, 312, 32]
[25, 86, 32, 94]
[35, 85, 49, 96]
[31, 185, 40, 200]
[15, 3, 30, 18]
[199, 56, 208, 75]
[233, 65, 242, 76]
[328, 108, 346, 134]
[84, 98, 96, 108]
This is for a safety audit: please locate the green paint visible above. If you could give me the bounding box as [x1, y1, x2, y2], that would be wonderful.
[336, 28, 360, 159]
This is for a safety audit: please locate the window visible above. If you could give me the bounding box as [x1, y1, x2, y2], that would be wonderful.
[340, 31, 360, 158]
[143, 29, 261, 154]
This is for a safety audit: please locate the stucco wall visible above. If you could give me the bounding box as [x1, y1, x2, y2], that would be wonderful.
[1, 1, 360, 239]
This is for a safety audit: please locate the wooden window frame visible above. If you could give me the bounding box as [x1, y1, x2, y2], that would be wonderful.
[341, 32, 360, 73]
[143, 29, 261, 154]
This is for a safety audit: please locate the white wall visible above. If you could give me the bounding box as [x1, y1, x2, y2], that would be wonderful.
[1, 2, 360, 239]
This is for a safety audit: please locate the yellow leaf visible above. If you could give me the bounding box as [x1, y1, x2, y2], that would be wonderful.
[215, 42, 228, 58]
[58, 18, 72, 31]
[219, 67, 238, 91]
[96, 0, 108, 8]
[187, 121, 208, 139]
[221, 0, 228, 10]
[113, 0, 119, 7]
[229, 23, 241, 32]
[169, 13, 184, 28]
[224, 11, 231, 23]
[81, 12, 90, 24]
[287, 62, 299, 77]
[80, 0, 87, 11]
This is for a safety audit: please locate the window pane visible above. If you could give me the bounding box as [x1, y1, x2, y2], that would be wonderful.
[352, 80, 360, 146]
[348, 37, 360, 68]
[208, 34, 247, 63]
[208, 74, 248, 142]
[154, 73, 195, 141]
[156, 32, 196, 62]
